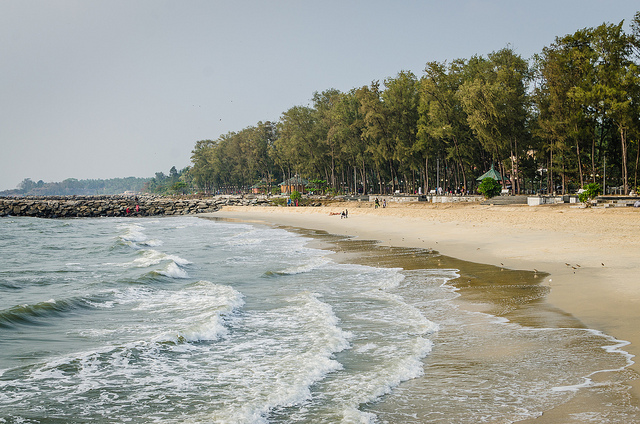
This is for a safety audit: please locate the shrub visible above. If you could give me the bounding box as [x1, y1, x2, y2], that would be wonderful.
[290, 190, 302, 201]
[478, 178, 502, 199]
[578, 183, 602, 204]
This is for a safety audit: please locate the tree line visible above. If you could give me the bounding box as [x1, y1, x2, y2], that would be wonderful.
[191, 13, 640, 196]
[143, 166, 192, 194]
[2, 177, 150, 197]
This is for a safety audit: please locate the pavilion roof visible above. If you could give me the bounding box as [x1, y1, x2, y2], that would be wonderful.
[278, 176, 309, 186]
[476, 164, 502, 181]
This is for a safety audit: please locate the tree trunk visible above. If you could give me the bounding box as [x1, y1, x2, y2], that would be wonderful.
[634, 139, 639, 191]
[361, 158, 367, 195]
[576, 139, 584, 188]
[591, 132, 597, 184]
[451, 135, 467, 191]
[549, 148, 553, 195]
[425, 155, 429, 194]
[510, 148, 516, 194]
[389, 160, 397, 194]
[621, 126, 628, 194]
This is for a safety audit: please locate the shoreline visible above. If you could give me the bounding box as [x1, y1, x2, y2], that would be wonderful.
[206, 201, 640, 418]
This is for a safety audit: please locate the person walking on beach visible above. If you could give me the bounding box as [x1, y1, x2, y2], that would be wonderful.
[382, 199, 386, 208]
[375, 198, 380, 209]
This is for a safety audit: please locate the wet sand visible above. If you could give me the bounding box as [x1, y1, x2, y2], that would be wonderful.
[205, 201, 640, 421]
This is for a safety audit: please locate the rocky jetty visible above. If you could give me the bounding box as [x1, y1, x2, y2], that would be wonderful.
[0, 195, 271, 218]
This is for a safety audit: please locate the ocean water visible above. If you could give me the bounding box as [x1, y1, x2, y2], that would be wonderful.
[0, 215, 636, 423]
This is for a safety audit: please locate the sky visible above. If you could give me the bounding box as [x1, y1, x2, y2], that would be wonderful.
[1, 0, 638, 191]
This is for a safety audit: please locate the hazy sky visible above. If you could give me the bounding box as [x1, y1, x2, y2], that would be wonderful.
[1, 0, 638, 191]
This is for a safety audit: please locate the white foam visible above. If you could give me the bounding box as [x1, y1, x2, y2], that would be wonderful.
[322, 336, 434, 423]
[166, 254, 192, 266]
[142, 281, 244, 342]
[132, 249, 166, 267]
[552, 329, 634, 392]
[118, 223, 148, 244]
[158, 262, 189, 279]
[278, 255, 332, 275]
[185, 291, 352, 423]
[123, 249, 192, 271]
[378, 268, 406, 290]
[139, 239, 163, 247]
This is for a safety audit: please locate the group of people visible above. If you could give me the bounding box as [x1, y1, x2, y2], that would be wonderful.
[437, 187, 470, 196]
[330, 209, 349, 218]
[125, 204, 140, 214]
[373, 198, 386, 209]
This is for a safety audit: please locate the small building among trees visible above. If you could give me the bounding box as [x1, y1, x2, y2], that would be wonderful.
[250, 180, 269, 194]
[279, 176, 309, 195]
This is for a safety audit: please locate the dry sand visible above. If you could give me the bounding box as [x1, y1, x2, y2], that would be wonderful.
[208, 200, 640, 418]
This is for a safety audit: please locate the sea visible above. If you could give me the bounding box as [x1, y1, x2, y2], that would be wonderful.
[0, 215, 637, 423]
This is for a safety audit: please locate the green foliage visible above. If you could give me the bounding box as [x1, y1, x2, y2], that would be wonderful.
[289, 190, 302, 201]
[478, 178, 502, 199]
[578, 183, 603, 203]
[171, 181, 188, 194]
[143, 166, 191, 194]
[185, 10, 639, 197]
[308, 179, 327, 194]
[2, 177, 150, 196]
[190, 122, 278, 194]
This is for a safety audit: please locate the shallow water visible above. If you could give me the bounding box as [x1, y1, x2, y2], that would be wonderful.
[0, 216, 636, 423]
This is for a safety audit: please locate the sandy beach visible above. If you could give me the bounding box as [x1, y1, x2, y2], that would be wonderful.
[209, 200, 640, 421]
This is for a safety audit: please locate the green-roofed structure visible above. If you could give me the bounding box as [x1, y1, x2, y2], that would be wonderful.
[476, 164, 502, 181]
[279, 175, 309, 194]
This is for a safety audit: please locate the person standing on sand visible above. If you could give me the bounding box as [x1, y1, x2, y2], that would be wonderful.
[375, 198, 379, 209]
[383, 199, 386, 208]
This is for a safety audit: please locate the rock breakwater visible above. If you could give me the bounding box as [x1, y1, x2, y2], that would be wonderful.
[0, 195, 270, 218]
